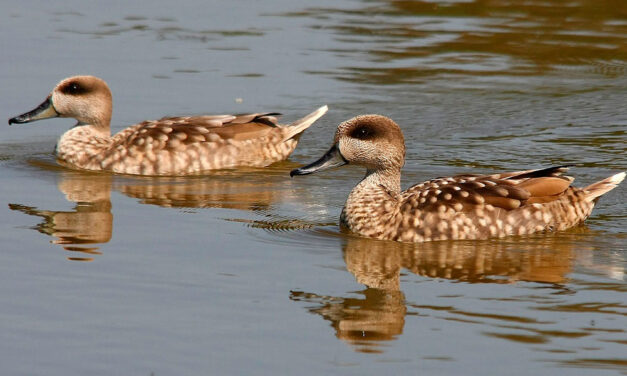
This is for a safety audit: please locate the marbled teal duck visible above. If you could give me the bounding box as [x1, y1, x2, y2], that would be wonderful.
[291, 115, 625, 242]
[9, 75, 328, 175]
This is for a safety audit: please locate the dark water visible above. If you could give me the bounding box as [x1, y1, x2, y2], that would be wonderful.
[1, 1, 625, 375]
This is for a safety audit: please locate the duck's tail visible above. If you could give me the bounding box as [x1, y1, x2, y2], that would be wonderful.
[282, 105, 328, 142]
[584, 171, 625, 202]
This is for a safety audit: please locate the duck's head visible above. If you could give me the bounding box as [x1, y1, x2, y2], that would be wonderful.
[290, 115, 406, 176]
[9, 75, 113, 129]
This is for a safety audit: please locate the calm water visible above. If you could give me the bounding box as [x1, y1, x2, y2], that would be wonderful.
[1, 1, 626, 375]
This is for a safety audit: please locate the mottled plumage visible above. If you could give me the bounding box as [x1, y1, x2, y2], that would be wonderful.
[291, 115, 625, 242]
[9, 75, 328, 175]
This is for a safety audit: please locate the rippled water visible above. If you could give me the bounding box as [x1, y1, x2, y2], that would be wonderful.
[1, 1, 625, 375]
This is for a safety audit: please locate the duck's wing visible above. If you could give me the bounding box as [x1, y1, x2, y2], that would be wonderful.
[401, 166, 575, 213]
[116, 112, 282, 150]
[399, 166, 624, 240]
[162, 112, 281, 128]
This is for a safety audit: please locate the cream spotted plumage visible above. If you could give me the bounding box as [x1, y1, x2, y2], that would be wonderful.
[9, 75, 328, 175]
[291, 115, 625, 242]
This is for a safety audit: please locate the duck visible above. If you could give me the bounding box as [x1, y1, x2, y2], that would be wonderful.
[290, 115, 625, 242]
[8, 75, 328, 175]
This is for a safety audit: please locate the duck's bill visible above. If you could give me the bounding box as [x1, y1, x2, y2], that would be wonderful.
[290, 143, 348, 177]
[8, 96, 58, 125]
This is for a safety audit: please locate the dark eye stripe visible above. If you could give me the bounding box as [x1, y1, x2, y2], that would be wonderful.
[60, 81, 89, 95]
[351, 126, 375, 140]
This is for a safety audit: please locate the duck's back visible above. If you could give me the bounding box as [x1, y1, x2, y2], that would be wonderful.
[97, 113, 296, 175]
[393, 166, 613, 242]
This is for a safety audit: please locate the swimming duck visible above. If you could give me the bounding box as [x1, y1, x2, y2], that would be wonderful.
[290, 115, 625, 242]
[9, 75, 328, 175]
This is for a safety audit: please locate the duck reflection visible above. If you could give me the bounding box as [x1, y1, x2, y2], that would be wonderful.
[114, 171, 289, 211]
[9, 173, 113, 261]
[344, 234, 580, 285]
[9, 166, 294, 260]
[290, 288, 405, 354]
[292, 232, 584, 352]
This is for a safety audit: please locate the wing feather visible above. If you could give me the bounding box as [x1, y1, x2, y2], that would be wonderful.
[403, 166, 575, 213]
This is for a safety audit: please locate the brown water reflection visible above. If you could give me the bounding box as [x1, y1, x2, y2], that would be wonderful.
[291, 231, 626, 353]
[9, 164, 297, 261]
[298, 0, 627, 84]
[9, 173, 113, 261]
[291, 288, 406, 354]
[344, 234, 583, 285]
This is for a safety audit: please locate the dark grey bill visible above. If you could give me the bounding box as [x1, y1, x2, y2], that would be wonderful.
[290, 143, 348, 177]
[8, 96, 58, 125]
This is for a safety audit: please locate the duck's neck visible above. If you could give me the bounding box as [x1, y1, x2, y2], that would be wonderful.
[340, 168, 402, 239]
[365, 167, 401, 194]
[55, 123, 113, 170]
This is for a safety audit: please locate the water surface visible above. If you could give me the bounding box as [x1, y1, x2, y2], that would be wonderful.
[0, 1, 625, 375]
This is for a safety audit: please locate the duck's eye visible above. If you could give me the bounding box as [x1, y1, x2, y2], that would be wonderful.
[351, 126, 374, 140]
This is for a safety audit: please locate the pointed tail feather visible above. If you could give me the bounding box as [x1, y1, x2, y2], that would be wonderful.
[584, 171, 625, 202]
[282, 105, 328, 141]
